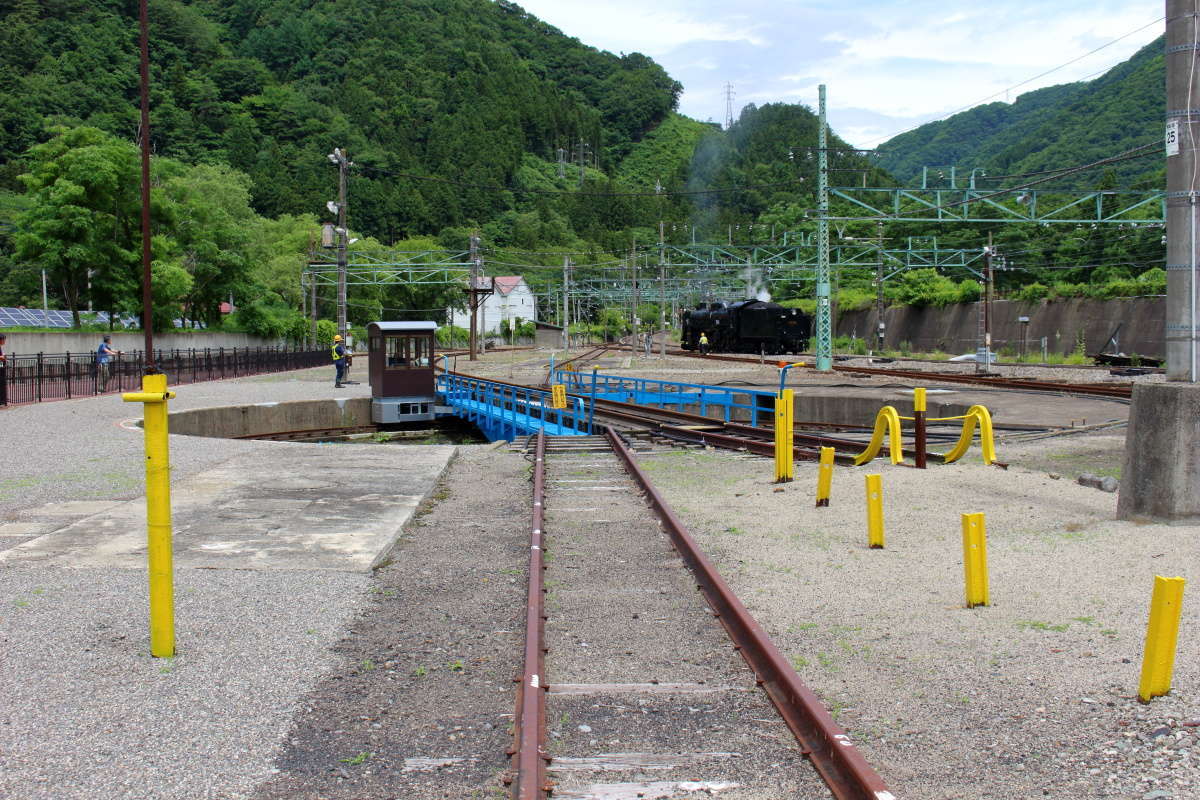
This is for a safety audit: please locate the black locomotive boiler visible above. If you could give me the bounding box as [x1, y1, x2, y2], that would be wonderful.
[680, 300, 811, 355]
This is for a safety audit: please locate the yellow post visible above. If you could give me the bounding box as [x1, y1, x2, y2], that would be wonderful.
[865, 474, 884, 548]
[551, 384, 567, 409]
[774, 389, 794, 483]
[815, 446, 834, 507]
[123, 373, 177, 658]
[961, 513, 989, 608]
[1138, 575, 1185, 702]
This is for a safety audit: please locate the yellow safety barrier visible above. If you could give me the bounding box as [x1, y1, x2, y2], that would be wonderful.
[122, 374, 177, 658]
[774, 389, 794, 483]
[815, 446, 834, 507]
[853, 405, 903, 466]
[551, 384, 567, 409]
[912, 387, 927, 413]
[1139, 575, 1185, 702]
[961, 513, 989, 608]
[941, 405, 997, 465]
[865, 474, 884, 548]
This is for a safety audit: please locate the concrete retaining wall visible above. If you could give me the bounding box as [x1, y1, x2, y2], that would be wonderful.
[836, 297, 1164, 358]
[0, 331, 283, 355]
[169, 398, 372, 439]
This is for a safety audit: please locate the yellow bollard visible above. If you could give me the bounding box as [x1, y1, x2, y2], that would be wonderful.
[774, 389, 794, 483]
[961, 513, 989, 608]
[865, 474, 884, 548]
[1138, 575, 1185, 702]
[122, 373, 177, 658]
[815, 446, 834, 507]
[551, 384, 567, 409]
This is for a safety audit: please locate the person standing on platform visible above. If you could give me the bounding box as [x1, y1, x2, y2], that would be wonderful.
[699, 331, 710, 355]
[96, 335, 121, 393]
[332, 334, 348, 388]
[0, 333, 7, 407]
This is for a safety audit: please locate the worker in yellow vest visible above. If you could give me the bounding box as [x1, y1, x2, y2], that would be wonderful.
[332, 335, 349, 387]
[699, 332, 710, 355]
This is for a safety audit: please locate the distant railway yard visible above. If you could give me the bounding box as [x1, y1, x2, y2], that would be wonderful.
[1, 348, 1195, 800]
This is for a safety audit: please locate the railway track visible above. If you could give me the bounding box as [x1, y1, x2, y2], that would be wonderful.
[666, 348, 1135, 400]
[509, 429, 892, 800]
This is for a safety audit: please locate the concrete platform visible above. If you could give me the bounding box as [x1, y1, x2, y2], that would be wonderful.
[0, 444, 455, 571]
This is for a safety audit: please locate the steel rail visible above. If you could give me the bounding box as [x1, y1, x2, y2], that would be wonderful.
[510, 430, 549, 799]
[603, 427, 895, 800]
[668, 348, 1134, 399]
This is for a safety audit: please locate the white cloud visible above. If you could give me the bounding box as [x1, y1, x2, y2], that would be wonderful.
[510, 0, 765, 55]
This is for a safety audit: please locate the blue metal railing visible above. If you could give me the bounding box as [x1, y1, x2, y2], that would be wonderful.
[551, 368, 776, 427]
[437, 373, 592, 440]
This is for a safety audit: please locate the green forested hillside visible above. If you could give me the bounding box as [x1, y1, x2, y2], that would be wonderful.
[879, 37, 1164, 188]
[0, 1, 1170, 337]
[0, 0, 694, 329]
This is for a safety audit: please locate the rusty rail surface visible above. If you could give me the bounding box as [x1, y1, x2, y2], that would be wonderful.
[510, 430, 549, 799]
[667, 348, 1134, 399]
[604, 426, 895, 800]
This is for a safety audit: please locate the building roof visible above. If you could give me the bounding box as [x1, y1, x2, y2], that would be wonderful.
[492, 276, 526, 296]
[367, 321, 437, 333]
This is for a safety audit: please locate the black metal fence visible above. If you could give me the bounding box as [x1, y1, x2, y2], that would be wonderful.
[0, 346, 328, 406]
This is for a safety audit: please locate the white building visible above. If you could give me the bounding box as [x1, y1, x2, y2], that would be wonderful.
[448, 276, 538, 333]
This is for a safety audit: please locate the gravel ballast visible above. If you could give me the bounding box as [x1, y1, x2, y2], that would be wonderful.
[0, 566, 369, 799]
[635, 433, 1198, 799]
[3, 352, 1194, 799]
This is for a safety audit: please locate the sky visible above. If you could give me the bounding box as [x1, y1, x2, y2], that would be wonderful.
[510, 0, 1165, 148]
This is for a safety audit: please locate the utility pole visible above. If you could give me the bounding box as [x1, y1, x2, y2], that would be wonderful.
[469, 232, 481, 361]
[1118, 2, 1200, 522]
[724, 82, 735, 130]
[327, 147, 351, 342]
[310, 277, 317, 348]
[631, 247, 640, 357]
[1166, 0, 1200, 382]
[557, 147, 566, 179]
[137, 0, 155, 369]
[815, 84, 832, 371]
[977, 235, 993, 374]
[562, 256, 570, 352]
[659, 221, 667, 359]
[875, 221, 885, 353]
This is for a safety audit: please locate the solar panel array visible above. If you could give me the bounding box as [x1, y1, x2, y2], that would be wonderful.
[0, 308, 200, 329]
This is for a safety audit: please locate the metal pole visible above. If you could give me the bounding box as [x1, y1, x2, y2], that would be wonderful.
[336, 152, 348, 342]
[978, 242, 991, 374]
[815, 85, 832, 371]
[469, 233, 480, 361]
[659, 222, 667, 359]
[562, 256, 570, 352]
[310, 275, 317, 348]
[137, 0, 155, 372]
[1166, 0, 1200, 381]
[631, 247, 640, 357]
[875, 221, 885, 353]
[985, 232, 994, 371]
[122, 374, 177, 657]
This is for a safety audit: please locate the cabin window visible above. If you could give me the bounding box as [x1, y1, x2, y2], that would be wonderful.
[385, 335, 432, 369]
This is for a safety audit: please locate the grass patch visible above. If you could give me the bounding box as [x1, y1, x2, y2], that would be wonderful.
[1016, 619, 1071, 633]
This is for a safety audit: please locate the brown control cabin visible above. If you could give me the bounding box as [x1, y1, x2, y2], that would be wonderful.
[367, 321, 438, 423]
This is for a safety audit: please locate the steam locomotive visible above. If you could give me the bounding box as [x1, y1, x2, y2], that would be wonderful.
[680, 300, 812, 355]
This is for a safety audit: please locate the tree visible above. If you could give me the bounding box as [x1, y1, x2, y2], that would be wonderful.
[158, 162, 258, 325]
[15, 127, 141, 327]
